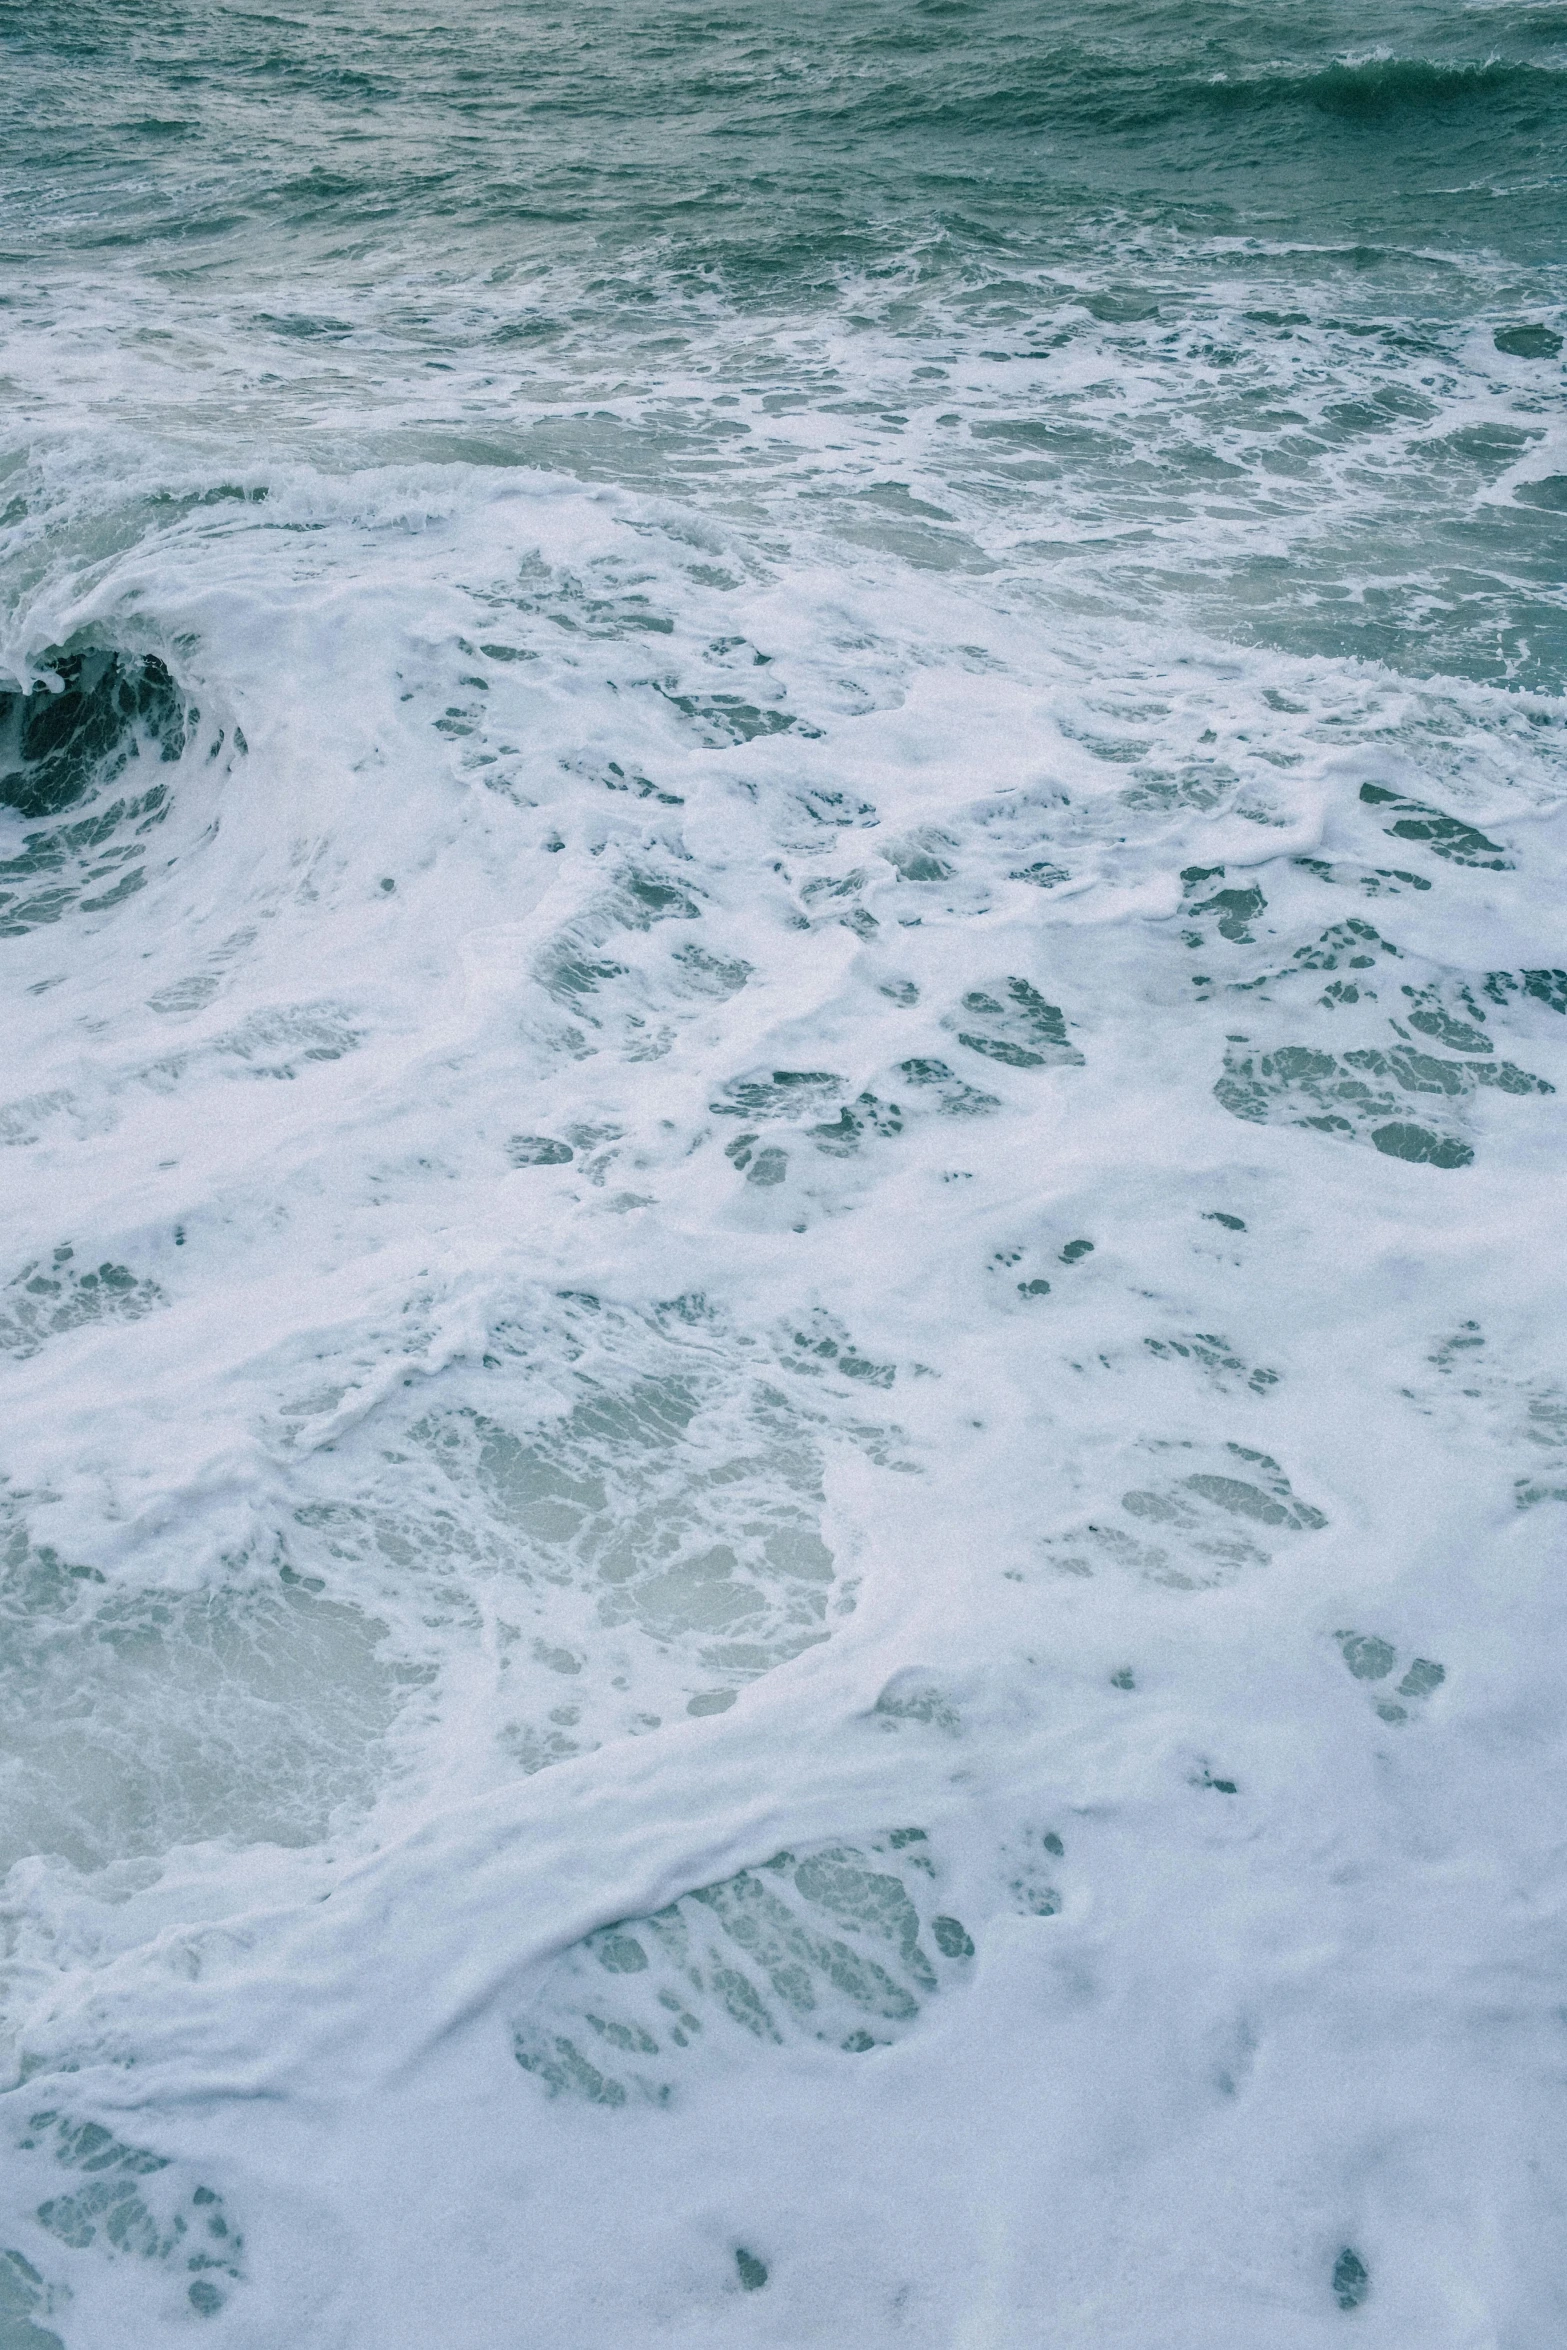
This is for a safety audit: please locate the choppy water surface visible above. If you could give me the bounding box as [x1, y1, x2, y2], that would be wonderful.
[1, 3, 1564, 2344]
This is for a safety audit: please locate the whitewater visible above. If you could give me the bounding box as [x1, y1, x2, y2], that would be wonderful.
[1, 2, 1565, 2342]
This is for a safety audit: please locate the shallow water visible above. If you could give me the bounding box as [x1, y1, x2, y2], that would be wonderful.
[1, 3, 1565, 2343]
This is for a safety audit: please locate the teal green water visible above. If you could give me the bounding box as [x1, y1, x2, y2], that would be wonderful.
[4, 2, 1565, 259]
[2, 0, 1563, 686]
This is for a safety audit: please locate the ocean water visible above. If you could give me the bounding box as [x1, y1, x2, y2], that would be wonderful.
[1, 2, 1564, 2342]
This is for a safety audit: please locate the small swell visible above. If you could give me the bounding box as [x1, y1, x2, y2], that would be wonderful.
[866, 51, 1562, 138]
[1202, 55, 1562, 124]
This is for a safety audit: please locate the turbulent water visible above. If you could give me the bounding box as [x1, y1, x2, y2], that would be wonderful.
[0, 2, 1564, 2343]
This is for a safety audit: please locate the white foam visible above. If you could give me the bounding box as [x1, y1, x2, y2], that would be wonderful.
[2, 85, 1566, 2348]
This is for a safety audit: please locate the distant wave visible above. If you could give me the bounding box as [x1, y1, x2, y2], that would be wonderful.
[1198, 54, 1563, 120]
[868, 52, 1563, 137]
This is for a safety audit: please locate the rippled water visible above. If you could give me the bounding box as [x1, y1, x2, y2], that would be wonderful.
[2, 4, 1564, 2345]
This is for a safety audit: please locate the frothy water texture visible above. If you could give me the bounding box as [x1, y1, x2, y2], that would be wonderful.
[1, 1, 1565, 2341]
